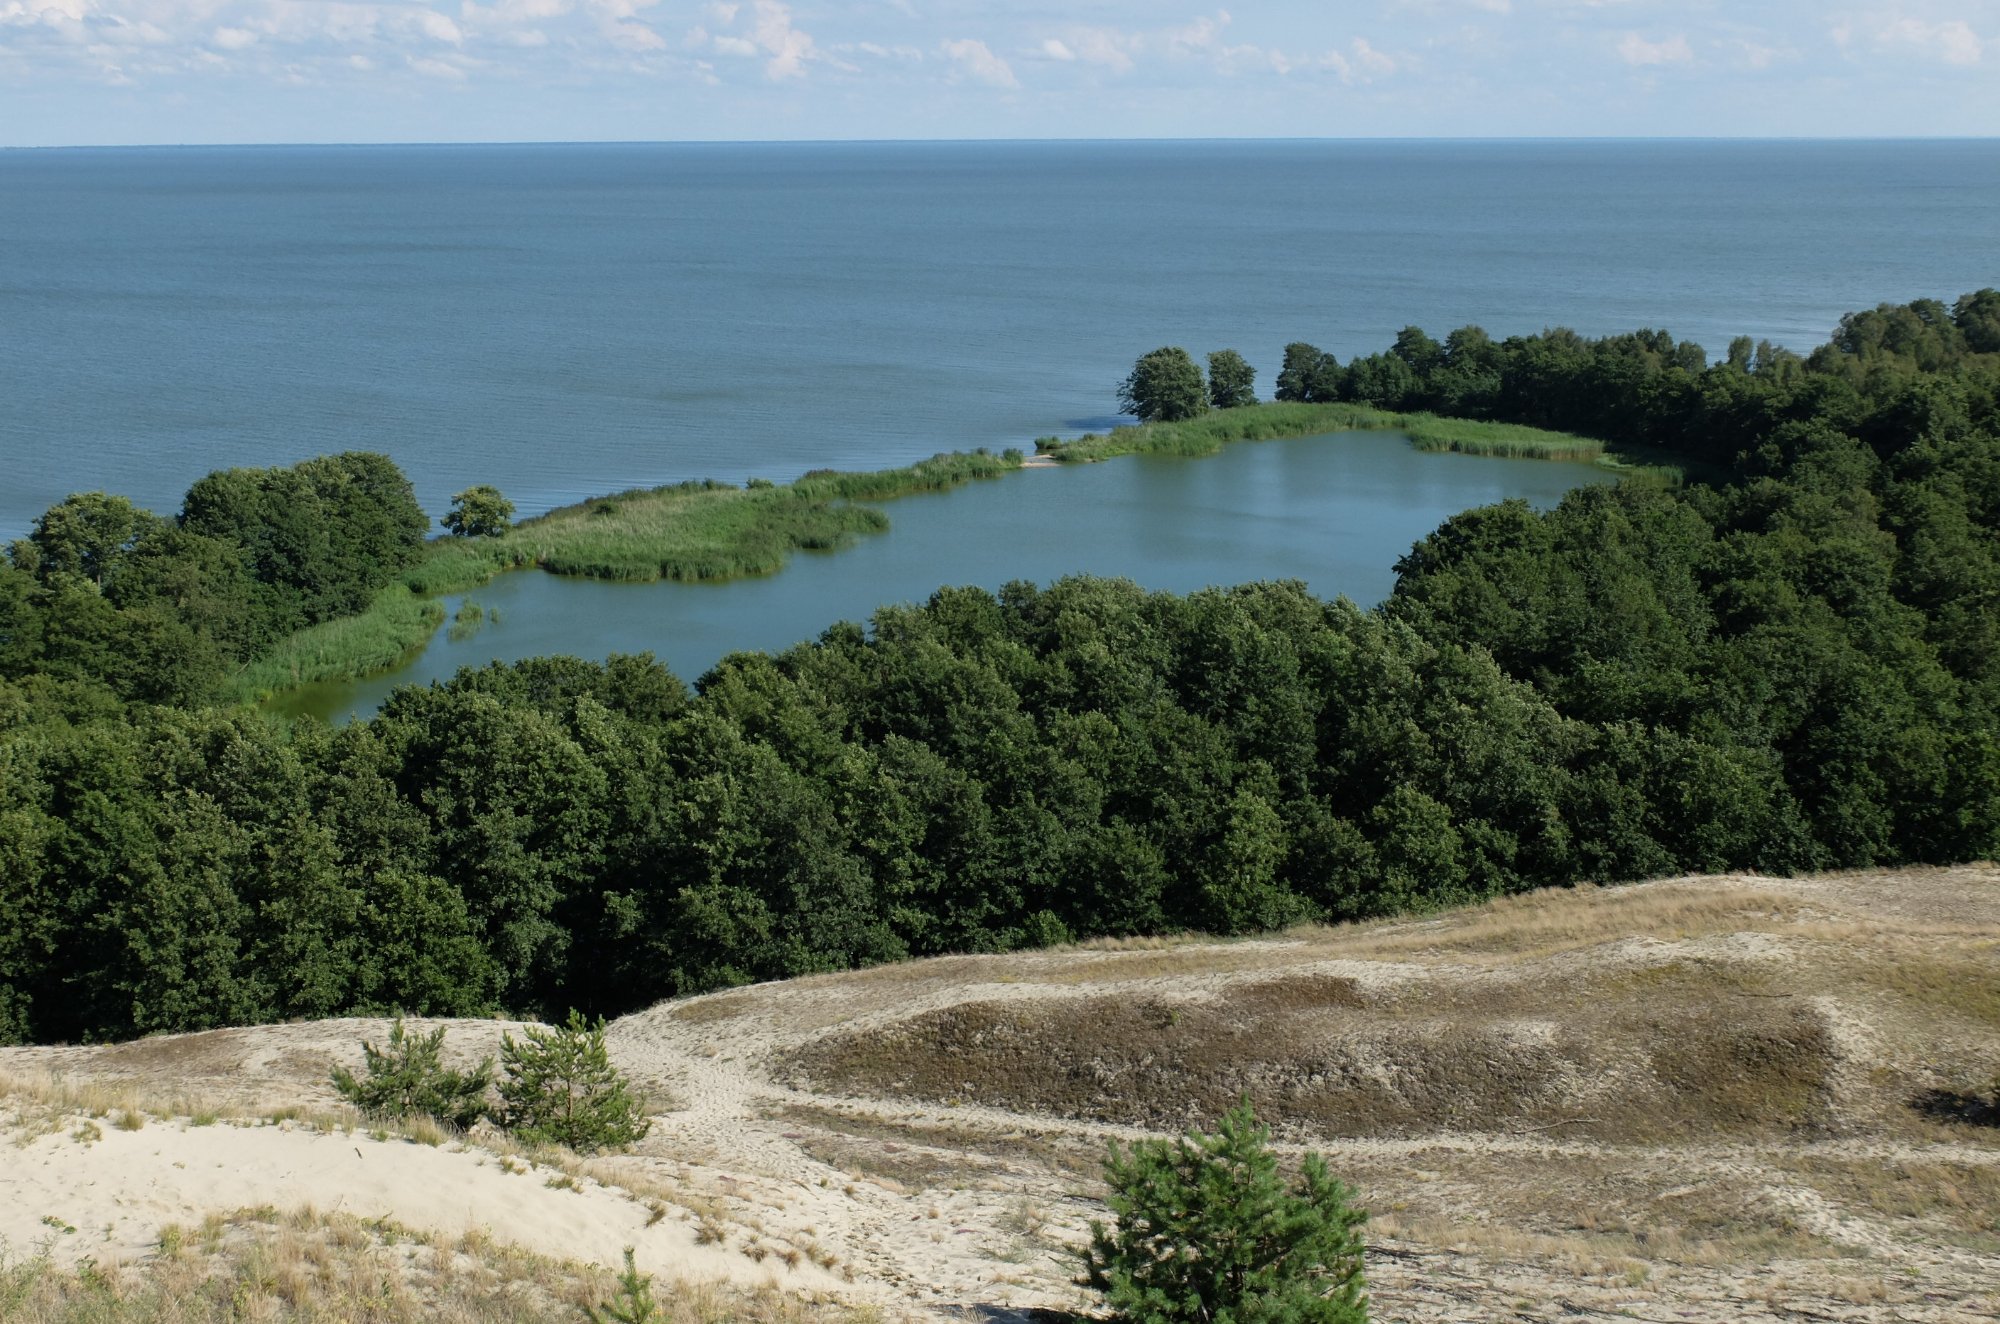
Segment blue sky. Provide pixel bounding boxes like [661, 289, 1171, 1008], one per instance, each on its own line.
[2, 1, 1996, 145]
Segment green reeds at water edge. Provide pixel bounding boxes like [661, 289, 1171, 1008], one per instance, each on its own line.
[230, 449, 1024, 698]
[226, 586, 445, 704]
[410, 449, 1022, 594]
[1035, 401, 1611, 463]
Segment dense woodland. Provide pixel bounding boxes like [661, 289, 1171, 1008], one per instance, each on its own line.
[1, 291, 1996, 1044]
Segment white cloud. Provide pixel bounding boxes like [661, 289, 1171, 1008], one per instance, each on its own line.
[0, 0, 93, 25]
[1165, 11, 1227, 54]
[460, 0, 569, 46]
[418, 11, 461, 44]
[470, 0, 574, 22]
[940, 36, 1014, 87]
[1352, 36, 1396, 75]
[1617, 32, 1692, 65]
[747, 0, 815, 79]
[408, 53, 466, 79]
[605, 19, 662, 49]
[212, 25, 254, 49]
[1874, 16, 1982, 65]
[685, 0, 825, 76]
[1730, 37, 1790, 69]
[837, 40, 922, 61]
[1039, 25, 1137, 72]
[1066, 26, 1137, 71]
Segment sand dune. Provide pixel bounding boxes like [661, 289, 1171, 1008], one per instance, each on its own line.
[6, 865, 1999, 1321]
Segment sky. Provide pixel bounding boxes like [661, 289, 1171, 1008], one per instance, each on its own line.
[1, 1, 1997, 146]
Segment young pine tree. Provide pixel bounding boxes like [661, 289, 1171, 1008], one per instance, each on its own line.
[498, 1009, 651, 1155]
[1081, 1100, 1368, 1324]
[586, 1247, 663, 1324]
[329, 1016, 493, 1129]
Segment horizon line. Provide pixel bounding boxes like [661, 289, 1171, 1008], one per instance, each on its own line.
[8, 133, 2000, 152]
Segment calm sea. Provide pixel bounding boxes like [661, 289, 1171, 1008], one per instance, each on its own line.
[4, 140, 1998, 542]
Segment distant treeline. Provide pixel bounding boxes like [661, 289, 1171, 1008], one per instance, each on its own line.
[1267, 289, 2000, 468]
[1, 291, 1996, 1044]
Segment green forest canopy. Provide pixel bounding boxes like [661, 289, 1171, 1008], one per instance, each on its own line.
[1, 290, 1995, 1044]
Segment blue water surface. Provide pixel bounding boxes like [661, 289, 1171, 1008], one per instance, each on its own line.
[4, 139, 1998, 540]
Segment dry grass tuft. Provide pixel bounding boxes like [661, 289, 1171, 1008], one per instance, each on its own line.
[0, 1207, 863, 1324]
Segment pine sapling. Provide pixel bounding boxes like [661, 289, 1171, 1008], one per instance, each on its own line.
[1081, 1099, 1369, 1324]
[499, 1009, 651, 1155]
[586, 1247, 662, 1324]
[329, 1016, 493, 1129]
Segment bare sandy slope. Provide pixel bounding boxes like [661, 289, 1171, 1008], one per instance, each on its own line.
[6, 866, 1999, 1322]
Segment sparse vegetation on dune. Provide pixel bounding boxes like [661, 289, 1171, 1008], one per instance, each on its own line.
[774, 867, 2000, 1145]
[0, 1208, 853, 1324]
[4, 869, 1998, 1324]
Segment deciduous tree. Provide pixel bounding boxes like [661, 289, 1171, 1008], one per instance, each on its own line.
[1119, 348, 1208, 423]
[1207, 349, 1257, 410]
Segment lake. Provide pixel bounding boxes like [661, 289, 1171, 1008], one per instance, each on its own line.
[274, 429, 1610, 723]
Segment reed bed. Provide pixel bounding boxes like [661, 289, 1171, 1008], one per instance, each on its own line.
[1394, 412, 1604, 459]
[411, 451, 1020, 593]
[1033, 401, 1621, 465]
[224, 587, 445, 704]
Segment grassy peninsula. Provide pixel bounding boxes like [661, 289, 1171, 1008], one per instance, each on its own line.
[224, 448, 1025, 702]
[1032, 399, 1676, 472]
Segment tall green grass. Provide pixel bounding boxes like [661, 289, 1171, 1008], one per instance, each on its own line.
[410, 451, 1023, 594]
[1392, 412, 1598, 458]
[1032, 402, 1382, 462]
[793, 446, 1022, 500]
[226, 585, 445, 703]
[1033, 401, 1623, 466]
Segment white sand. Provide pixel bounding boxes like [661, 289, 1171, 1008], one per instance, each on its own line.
[1, 1117, 836, 1293]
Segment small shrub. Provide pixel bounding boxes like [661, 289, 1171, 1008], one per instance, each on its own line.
[1081, 1099, 1369, 1324]
[586, 1247, 663, 1324]
[330, 1017, 493, 1129]
[498, 1010, 651, 1155]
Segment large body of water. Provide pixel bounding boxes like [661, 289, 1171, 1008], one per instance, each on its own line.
[5, 139, 1997, 714]
[5, 140, 1999, 541]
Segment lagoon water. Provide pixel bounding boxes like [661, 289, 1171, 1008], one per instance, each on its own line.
[5, 139, 1998, 712]
[276, 430, 1609, 723]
